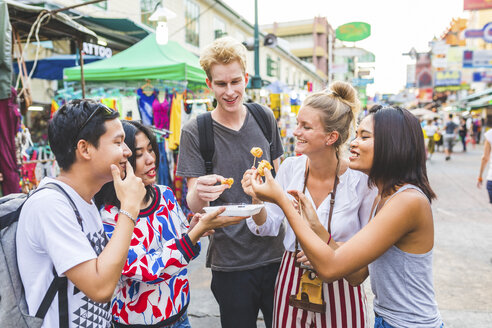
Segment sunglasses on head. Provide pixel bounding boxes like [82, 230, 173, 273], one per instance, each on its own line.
[73, 105, 117, 146]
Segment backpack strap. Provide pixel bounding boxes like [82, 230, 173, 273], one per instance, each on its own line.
[197, 112, 215, 175]
[35, 267, 68, 328]
[245, 103, 277, 177]
[30, 182, 82, 327]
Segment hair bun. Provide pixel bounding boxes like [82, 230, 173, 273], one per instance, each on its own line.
[329, 81, 357, 104]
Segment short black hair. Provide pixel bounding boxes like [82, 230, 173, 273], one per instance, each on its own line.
[48, 99, 119, 171]
[94, 121, 160, 209]
[368, 105, 436, 202]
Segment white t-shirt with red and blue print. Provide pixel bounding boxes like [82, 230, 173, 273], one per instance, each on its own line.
[100, 185, 200, 326]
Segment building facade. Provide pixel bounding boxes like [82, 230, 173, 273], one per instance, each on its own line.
[262, 17, 335, 82]
[165, 0, 325, 91]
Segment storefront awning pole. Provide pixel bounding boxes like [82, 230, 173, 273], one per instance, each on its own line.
[78, 40, 86, 98]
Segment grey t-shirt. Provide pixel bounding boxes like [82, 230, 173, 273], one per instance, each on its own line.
[177, 104, 285, 271]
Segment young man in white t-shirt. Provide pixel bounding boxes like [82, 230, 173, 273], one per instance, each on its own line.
[16, 99, 146, 328]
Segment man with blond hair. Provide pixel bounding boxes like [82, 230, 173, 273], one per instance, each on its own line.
[177, 37, 284, 327]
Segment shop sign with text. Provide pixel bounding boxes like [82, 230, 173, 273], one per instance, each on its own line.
[473, 71, 492, 83]
[434, 71, 461, 86]
[463, 50, 492, 68]
[464, 22, 492, 43]
[82, 42, 113, 58]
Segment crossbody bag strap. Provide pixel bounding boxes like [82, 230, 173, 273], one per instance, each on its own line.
[295, 158, 340, 256]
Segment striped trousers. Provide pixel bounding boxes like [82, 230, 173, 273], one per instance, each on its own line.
[273, 251, 368, 328]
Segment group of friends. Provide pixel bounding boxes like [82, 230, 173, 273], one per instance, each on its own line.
[16, 37, 445, 328]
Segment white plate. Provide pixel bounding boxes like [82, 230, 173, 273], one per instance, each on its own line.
[203, 204, 264, 217]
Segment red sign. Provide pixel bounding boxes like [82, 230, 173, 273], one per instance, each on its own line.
[418, 88, 433, 103]
[464, 0, 492, 10]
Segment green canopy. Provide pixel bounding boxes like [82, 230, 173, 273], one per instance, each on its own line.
[64, 34, 206, 84]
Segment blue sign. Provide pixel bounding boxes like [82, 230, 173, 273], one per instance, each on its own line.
[352, 78, 374, 87]
[464, 22, 492, 43]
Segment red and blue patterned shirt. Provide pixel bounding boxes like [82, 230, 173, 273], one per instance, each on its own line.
[101, 185, 200, 326]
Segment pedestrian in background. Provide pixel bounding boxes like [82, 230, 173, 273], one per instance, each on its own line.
[443, 114, 458, 161]
[423, 119, 438, 159]
[459, 117, 468, 152]
[477, 128, 492, 204]
[242, 82, 376, 327]
[251, 106, 444, 328]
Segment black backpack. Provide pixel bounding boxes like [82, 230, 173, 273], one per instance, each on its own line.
[0, 183, 83, 328]
[197, 102, 277, 177]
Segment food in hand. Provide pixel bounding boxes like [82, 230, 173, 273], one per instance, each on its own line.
[257, 160, 273, 176]
[221, 178, 234, 188]
[250, 147, 263, 158]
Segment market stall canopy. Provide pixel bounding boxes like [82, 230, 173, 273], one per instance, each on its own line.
[458, 87, 492, 103]
[63, 34, 207, 84]
[466, 94, 492, 108]
[410, 108, 440, 119]
[13, 54, 103, 80]
[6, 0, 97, 43]
[75, 17, 154, 50]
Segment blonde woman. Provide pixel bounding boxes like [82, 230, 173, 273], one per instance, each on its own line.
[242, 82, 376, 327]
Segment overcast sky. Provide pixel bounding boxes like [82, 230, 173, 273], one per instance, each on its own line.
[222, 0, 466, 95]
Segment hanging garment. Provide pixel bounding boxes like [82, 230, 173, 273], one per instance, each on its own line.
[121, 96, 140, 121]
[137, 88, 157, 125]
[0, 87, 21, 195]
[167, 92, 183, 150]
[157, 141, 171, 187]
[152, 95, 170, 130]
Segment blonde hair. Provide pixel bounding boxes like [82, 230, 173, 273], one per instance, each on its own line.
[302, 81, 360, 154]
[199, 37, 247, 81]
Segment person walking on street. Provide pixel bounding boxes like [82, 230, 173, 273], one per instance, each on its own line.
[459, 117, 467, 152]
[242, 82, 376, 327]
[250, 105, 444, 328]
[423, 119, 438, 159]
[477, 128, 492, 204]
[443, 114, 458, 161]
[177, 37, 285, 328]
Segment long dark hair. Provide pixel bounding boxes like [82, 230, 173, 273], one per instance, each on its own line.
[94, 121, 160, 209]
[368, 105, 436, 202]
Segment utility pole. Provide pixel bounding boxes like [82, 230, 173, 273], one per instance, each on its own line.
[251, 0, 262, 89]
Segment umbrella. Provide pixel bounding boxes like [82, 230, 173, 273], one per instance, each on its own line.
[409, 108, 439, 118]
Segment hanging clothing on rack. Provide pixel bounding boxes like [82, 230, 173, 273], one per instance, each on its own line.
[153, 92, 170, 130]
[157, 141, 171, 187]
[137, 88, 157, 125]
[121, 95, 140, 121]
[168, 92, 183, 150]
[0, 87, 21, 195]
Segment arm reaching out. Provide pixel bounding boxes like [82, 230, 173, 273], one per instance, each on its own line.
[186, 175, 229, 212]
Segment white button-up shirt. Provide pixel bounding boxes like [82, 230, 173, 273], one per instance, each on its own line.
[247, 155, 377, 252]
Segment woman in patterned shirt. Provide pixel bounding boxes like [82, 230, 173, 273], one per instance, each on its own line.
[95, 121, 244, 327]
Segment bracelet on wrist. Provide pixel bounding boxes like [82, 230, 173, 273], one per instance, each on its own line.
[478, 177, 483, 183]
[119, 209, 138, 225]
[327, 234, 332, 245]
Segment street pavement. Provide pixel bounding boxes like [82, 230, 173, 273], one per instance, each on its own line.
[187, 144, 492, 327]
